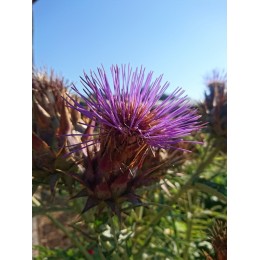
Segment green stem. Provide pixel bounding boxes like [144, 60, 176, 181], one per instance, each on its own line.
[45, 213, 93, 260]
[33, 206, 72, 214]
[97, 240, 107, 260]
[109, 211, 121, 259]
[133, 229, 153, 258]
[172, 217, 180, 256]
[183, 218, 192, 260]
[138, 205, 144, 221]
[191, 146, 221, 179]
[183, 191, 193, 260]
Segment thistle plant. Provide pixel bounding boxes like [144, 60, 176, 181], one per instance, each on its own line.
[210, 220, 227, 260]
[203, 220, 227, 260]
[32, 66, 227, 259]
[32, 70, 86, 195]
[63, 65, 203, 217]
[199, 71, 227, 152]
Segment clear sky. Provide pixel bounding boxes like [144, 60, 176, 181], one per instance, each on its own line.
[33, 0, 226, 101]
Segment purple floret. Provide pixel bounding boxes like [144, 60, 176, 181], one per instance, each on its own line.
[65, 65, 202, 153]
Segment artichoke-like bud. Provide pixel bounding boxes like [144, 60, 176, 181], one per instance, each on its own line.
[199, 71, 227, 152]
[66, 141, 184, 218]
[64, 65, 203, 217]
[204, 220, 227, 260]
[32, 70, 86, 195]
[32, 132, 82, 196]
[32, 70, 88, 148]
[33, 70, 65, 148]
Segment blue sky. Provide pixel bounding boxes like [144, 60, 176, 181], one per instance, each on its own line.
[33, 0, 226, 101]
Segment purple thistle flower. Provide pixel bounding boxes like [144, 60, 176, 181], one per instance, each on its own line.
[65, 65, 202, 169]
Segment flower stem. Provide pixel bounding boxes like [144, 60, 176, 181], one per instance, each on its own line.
[183, 191, 193, 260]
[97, 240, 107, 260]
[108, 211, 121, 259]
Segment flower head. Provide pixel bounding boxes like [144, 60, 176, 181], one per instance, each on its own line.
[199, 70, 227, 152]
[66, 65, 202, 169]
[64, 65, 203, 216]
[32, 70, 85, 196]
[206, 220, 227, 260]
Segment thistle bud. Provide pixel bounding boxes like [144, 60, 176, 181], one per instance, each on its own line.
[64, 65, 203, 216]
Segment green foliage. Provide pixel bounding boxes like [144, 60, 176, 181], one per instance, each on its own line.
[33, 134, 226, 259]
[33, 245, 95, 260]
[32, 71, 227, 259]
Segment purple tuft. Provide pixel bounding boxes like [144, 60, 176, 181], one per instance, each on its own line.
[65, 65, 202, 155]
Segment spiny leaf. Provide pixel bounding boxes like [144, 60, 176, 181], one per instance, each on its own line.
[49, 173, 60, 196]
[81, 197, 100, 214]
[106, 200, 122, 224]
[32, 132, 53, 155]
[70, 188, 89, 200]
